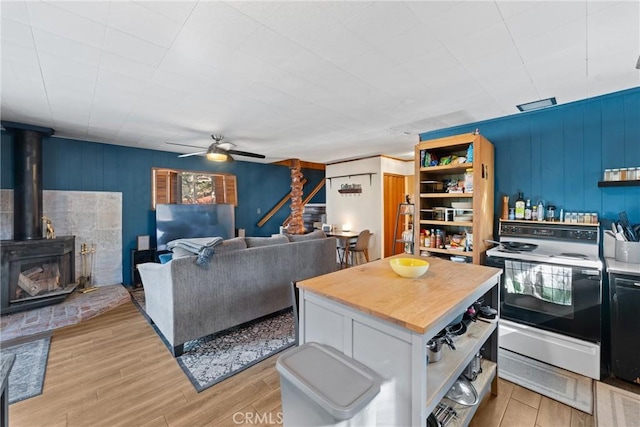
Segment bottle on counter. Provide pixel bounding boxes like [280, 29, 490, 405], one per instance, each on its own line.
[546, 205, 556, 222]
[532, 205, 538, 221]
[537, 200, 544, 222]
[515, 192, 525, 220]
[524, 199, 532, 220]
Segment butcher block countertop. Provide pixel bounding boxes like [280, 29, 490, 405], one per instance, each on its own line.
[298, 255, 502, 335]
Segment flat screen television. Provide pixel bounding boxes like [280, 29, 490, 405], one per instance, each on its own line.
[155, 204, 235, 251]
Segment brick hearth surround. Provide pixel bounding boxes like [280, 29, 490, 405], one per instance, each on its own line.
[0, 284, 130, 343]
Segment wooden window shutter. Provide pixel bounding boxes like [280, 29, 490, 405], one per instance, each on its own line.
[213, 175, 237, 207]
[154, 170, 178, 208]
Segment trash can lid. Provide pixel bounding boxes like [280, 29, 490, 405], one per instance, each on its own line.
[276, 342, 382, 420]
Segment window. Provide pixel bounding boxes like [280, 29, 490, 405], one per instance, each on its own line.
[151, 168, 237, 209]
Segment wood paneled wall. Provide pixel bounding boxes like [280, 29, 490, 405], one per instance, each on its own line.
[419, 88, 640, 228]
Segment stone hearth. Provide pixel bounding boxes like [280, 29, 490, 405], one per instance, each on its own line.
[0, 284, 130, 343]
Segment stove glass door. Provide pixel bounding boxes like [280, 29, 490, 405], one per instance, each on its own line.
[487, 256, 601, 343]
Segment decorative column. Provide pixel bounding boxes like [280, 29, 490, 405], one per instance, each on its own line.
[288, 159, 306, 235]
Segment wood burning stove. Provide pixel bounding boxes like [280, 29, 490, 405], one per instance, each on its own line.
[0, 122, 76, 315]
[1, 237, 75, 314]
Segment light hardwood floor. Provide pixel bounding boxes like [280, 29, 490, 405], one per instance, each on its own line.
[9, 302, 595, 427]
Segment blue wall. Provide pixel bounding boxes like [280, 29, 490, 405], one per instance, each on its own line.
[419, 88, 640, 231]
[0, 134, 325, 285]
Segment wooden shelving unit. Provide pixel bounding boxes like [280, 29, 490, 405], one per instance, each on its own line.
[415, 133, 495, 264]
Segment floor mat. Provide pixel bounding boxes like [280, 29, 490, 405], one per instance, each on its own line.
[2, 336, 51, 404]
[596, 381, 640, 427]
[498, 347, 593, 414]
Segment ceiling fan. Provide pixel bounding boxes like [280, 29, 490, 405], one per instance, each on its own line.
[168, 134, 266, 162]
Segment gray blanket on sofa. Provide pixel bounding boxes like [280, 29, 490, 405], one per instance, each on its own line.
[167, 237, 223, 265]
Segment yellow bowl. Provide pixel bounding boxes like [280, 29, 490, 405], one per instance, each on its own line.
[390, 258, 429, 278]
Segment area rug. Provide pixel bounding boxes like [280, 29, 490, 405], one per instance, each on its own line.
[2, 336, 51, 404]
[129, 288, 294, 392]
[498, 348, 593, 413]
[177, 311, 295, 392]
[596, 381, 640, 427]
[130, 288, 145, 311]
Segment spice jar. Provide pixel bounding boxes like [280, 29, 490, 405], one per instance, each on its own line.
[611, 169, 620, 181]
[604, 169, 612, 181]
[620, 168, 628, 181]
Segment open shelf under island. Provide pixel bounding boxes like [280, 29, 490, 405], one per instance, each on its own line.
[297, 255, 502, 426]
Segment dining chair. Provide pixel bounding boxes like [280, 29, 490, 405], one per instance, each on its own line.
[336, 238, 348, 267]
[345, 229, 371, 266]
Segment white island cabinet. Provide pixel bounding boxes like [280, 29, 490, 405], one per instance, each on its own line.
[297, 255, 502, 426]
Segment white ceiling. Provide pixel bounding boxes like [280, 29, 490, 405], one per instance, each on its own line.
[1, 1, 639, 164]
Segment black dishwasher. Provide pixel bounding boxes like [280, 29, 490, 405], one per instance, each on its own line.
[610, 273, 640, 383]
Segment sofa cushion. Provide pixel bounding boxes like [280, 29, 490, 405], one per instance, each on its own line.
[216, 237, 247, 254]
[245, 235, 290, 248]
[286, 230, 327, 242]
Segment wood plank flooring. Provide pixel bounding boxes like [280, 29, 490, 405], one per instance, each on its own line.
[9, 302, 595, 427]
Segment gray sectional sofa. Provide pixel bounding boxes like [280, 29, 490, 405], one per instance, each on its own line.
[138, 231, 336, 356]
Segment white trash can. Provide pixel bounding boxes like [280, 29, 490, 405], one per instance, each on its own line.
[276, 342, 382, 427]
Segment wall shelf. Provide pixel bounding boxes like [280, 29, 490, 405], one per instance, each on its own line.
[327, 172, 376, 187]
[598, 180, 640, 187]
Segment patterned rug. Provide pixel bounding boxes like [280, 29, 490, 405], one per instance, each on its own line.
[2, 336, 51, 403]
[129, 288, 295, 392]
[596, 381, 640, 427]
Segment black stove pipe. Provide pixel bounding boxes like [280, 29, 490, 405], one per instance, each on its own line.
[2, 122, 54, 240]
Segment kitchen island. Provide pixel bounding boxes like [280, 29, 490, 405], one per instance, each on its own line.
[297, 255, 502, 426]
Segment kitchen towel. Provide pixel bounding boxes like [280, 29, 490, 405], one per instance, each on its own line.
[504, 260, 572, 306]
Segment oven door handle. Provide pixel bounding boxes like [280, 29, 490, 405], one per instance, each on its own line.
[579, 269, 600, 276]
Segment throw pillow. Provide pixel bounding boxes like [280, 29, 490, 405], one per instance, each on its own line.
[245, 235, 290, 248]
[215, 237, 248, 254]
[286, 230, 327, 242]
[158, 253, 173, 264]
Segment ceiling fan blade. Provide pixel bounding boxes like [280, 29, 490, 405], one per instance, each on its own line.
[226, 154, 235, 162]
[177, 151, 206, 158]
[166, 142, 208, 149]
[227, 149, 266, 159]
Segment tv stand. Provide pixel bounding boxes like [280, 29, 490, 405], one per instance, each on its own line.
[131, 249, 157, 287]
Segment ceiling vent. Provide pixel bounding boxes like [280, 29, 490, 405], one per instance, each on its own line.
[516, 97, 557, 112]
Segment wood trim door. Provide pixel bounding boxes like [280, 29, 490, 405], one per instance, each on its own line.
[383, 173, 408, 258]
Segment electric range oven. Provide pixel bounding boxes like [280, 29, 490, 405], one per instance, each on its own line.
[486, 221, 603, 379]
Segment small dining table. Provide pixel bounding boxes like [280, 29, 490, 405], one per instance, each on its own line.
[326, 230, 360, 268]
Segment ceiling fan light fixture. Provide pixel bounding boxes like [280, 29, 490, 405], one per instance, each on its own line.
[516, 97, 557, 112]
[206, 149, 228, 162]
